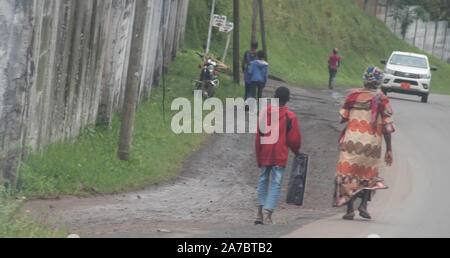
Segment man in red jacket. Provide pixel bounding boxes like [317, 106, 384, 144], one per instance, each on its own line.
[254, 87, 302, 225]
[328, 48, 341, 89]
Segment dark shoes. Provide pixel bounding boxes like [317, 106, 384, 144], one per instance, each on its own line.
[342, 210, 372, 220]
[342, 209, 372, 220]
[342, 212, 355, 220]
[358, 208, 372, 220]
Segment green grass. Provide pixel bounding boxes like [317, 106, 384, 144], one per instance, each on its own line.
[0, 187, 67, 238]
[17, 49, 243, 199]
[185, 0, 450, 94]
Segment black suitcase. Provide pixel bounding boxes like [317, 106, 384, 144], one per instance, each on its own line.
[286, 153, 309, 206]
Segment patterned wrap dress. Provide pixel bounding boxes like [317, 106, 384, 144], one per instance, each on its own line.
[333, 88, 395, 207]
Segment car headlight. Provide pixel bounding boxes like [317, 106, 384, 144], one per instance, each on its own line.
[419, 73, 431, 79]
[384, 68, 395, 75]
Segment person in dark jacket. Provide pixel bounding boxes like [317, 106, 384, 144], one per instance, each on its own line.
[254, 87, 302, 225]
[248, 51, 269, 101]
[242, 41, 259, 100]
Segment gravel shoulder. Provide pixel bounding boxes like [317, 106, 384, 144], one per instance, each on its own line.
[24, 80, 348, 238]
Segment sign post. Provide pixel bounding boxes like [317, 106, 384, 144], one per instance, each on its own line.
[233, 0, 240, 84]
[205, 0, 216, 55]
[220, 22, 234, 63]
[222, 33, 232, 63]
[213, 15, 227, 28]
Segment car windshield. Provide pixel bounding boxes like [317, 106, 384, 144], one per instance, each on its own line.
[389, 54, 428, 69]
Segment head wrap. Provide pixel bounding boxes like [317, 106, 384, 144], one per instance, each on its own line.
[362, 66, 385, 129]
[363, 66, 384, 89]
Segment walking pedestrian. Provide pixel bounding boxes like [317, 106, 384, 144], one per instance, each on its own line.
[255, 87, 302, 225]
[328, 48, 341, 89]
[334, 66, 395, 220]
[248, 51, 269, 101]
[242, 41, 259, 101]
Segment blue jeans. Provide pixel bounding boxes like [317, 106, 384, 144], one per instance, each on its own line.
[245, 82, 251, 100]
[245, 82, 265, 100]
[257, 165, 286, 212]
[329, 67, 338, 89]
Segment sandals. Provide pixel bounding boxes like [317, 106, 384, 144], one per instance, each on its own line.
[254, 216, 264, 225]
[254, 216, 275, 225]
[264, 218, 274, 225]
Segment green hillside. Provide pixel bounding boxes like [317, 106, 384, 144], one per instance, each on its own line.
[185, 0, 450, 94]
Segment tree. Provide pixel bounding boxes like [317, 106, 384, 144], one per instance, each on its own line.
[412, 6, 430, 45]
[416, 0, 450, 20]
[401, 6, 429, 40]
[251, 0, 258, 42]
[388, 0, 430, 39]
[397, 0, 450, 20]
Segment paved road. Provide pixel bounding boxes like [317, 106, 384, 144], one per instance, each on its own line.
[286, 93, 450, 238]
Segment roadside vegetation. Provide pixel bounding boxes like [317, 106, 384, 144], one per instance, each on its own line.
[17, 49, 243, 199]
[0, 187, 67, 237]
[186, 0, 450, 94]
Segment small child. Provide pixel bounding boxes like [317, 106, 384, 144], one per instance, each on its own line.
[254, 86, 302, 225]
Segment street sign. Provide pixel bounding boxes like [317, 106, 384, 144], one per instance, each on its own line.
[213, 15, 227, 27]
[219, 22, 234, 33]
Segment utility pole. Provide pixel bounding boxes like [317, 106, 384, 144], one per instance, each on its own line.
[259, 0, 267, 61]
[374, 0, 379, 16]
[441, 22, 448, 60]
[206, 0, 216, 55]
[118, 0, 148, 161]
[233, 0, 240, 84]
[251, 0, 259, 42]
[364, 0, 369, 12]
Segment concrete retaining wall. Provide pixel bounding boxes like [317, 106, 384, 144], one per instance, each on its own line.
[0, 0, 190, 187]
[352, 0, 450, 63]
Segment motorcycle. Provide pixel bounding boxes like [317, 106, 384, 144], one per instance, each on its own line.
[192, 52, 220, 99]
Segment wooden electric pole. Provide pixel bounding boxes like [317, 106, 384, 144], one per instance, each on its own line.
[251, 0, 259, 42]
[118, 0, 148, 161]
[233, 0, 240, 84]
[259, 0, 267, 61]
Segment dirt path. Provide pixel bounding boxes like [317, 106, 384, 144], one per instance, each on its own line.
[25, 80, 348, 238]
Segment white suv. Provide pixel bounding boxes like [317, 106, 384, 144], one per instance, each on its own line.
[381, 51, 437, 103]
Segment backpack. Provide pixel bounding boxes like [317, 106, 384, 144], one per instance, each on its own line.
[259, 113, 293, 137]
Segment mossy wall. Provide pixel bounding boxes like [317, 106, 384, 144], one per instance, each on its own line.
[0, 0, 190, 187]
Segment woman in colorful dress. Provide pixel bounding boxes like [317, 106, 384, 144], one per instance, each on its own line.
[334, 66, 395, 220]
